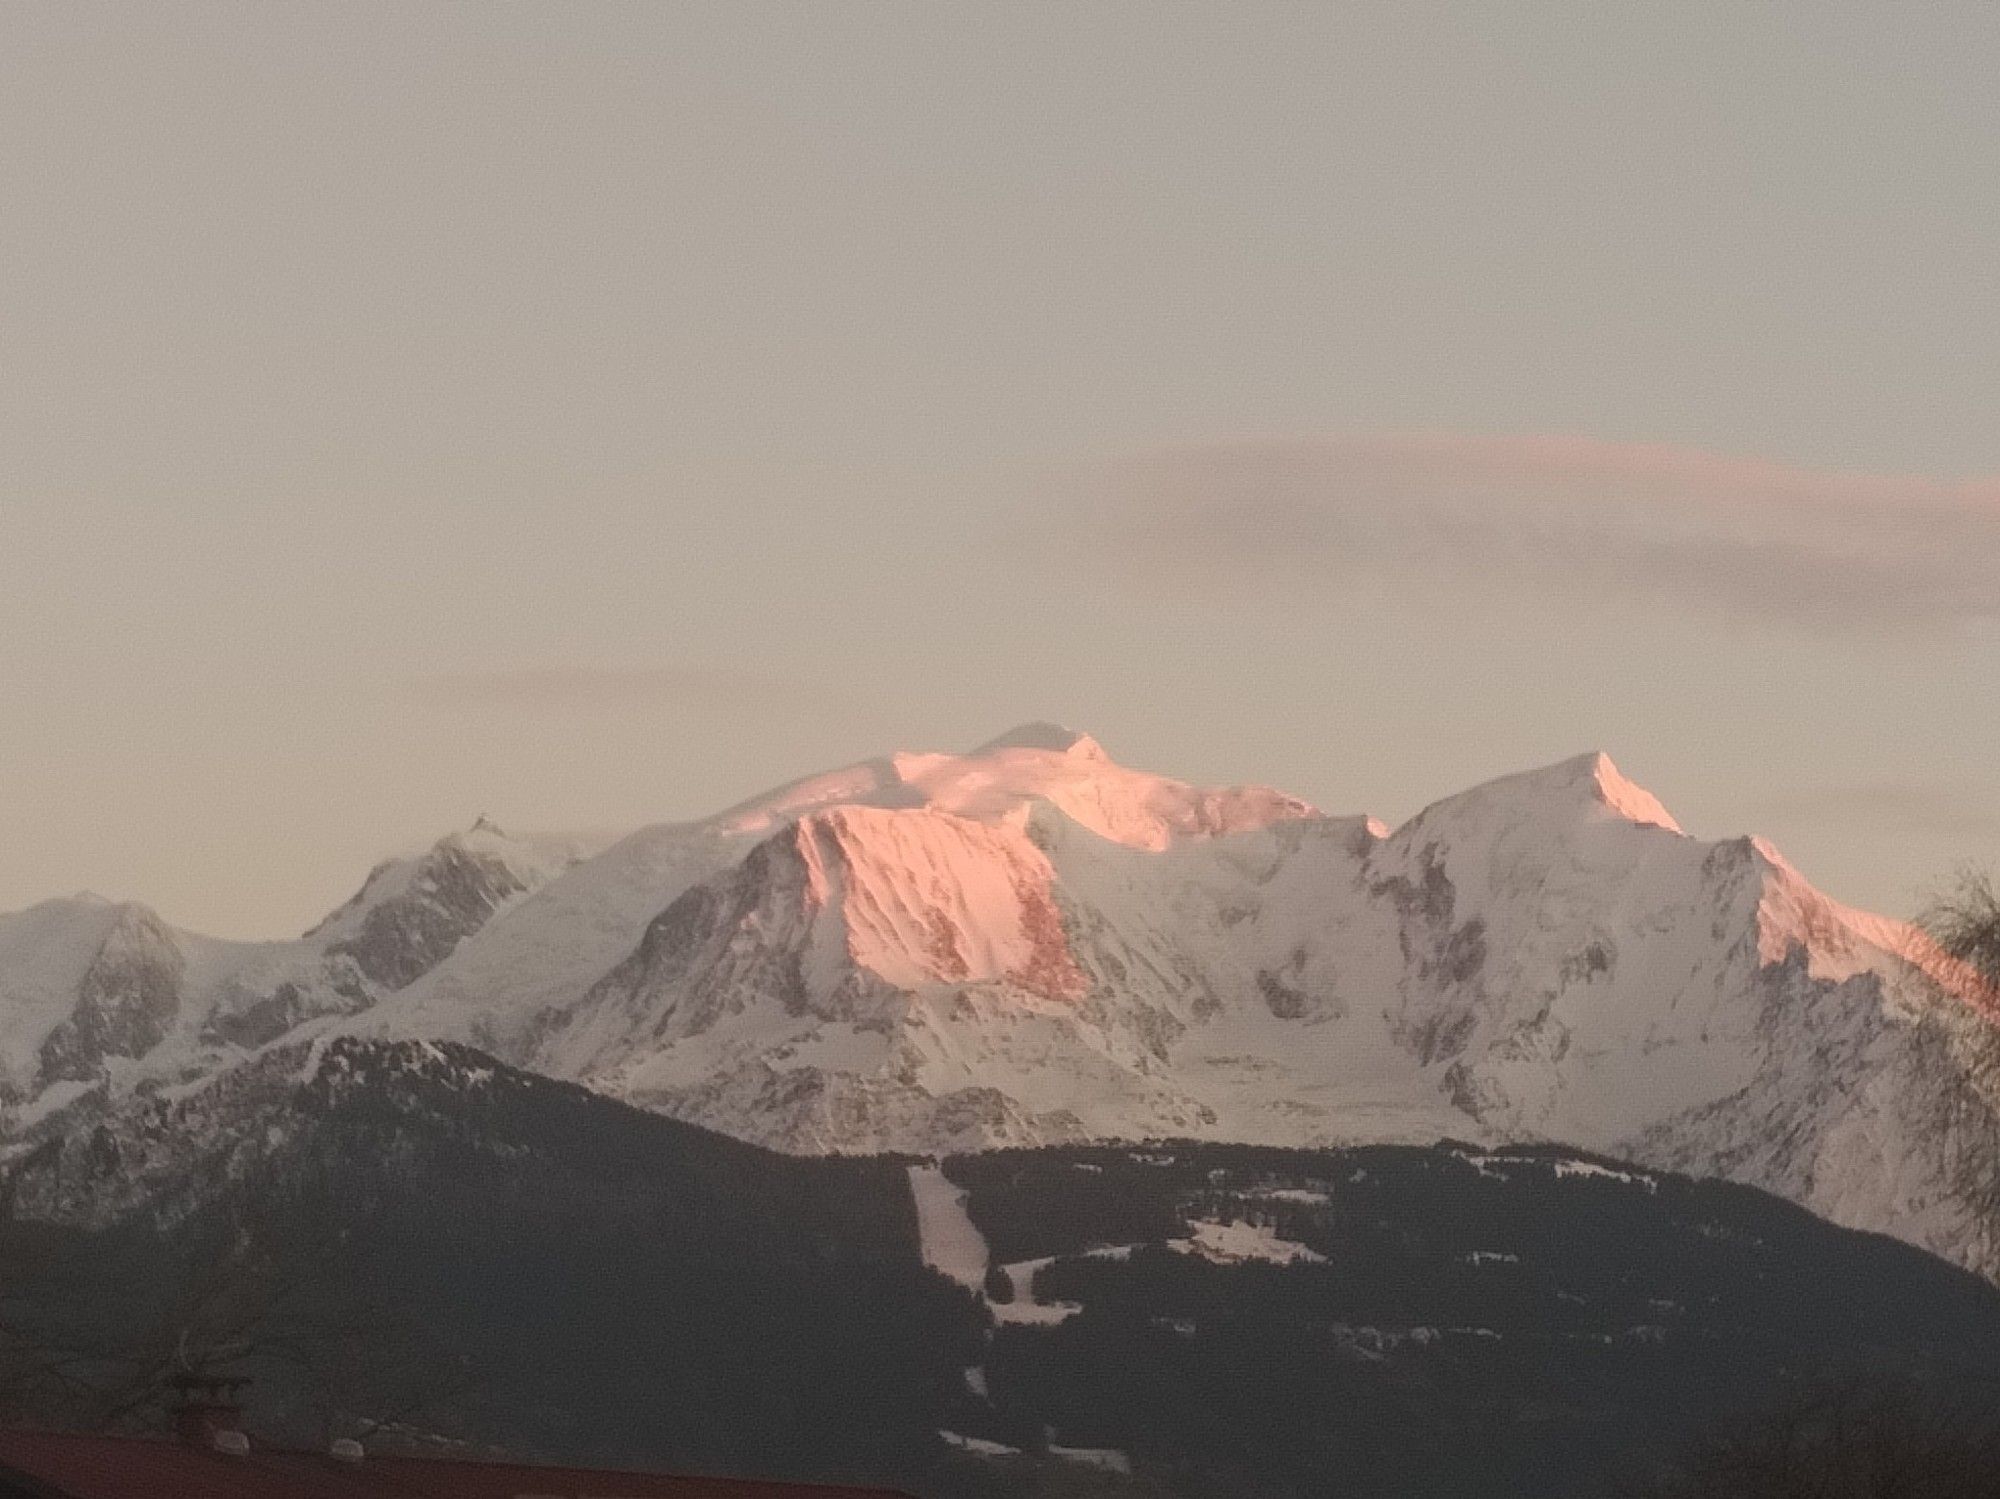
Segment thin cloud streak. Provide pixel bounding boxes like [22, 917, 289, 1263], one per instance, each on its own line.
[1100, 434, 2000, 631]
[406, 664, 828, 713]
[1748, 782, 2000, 844]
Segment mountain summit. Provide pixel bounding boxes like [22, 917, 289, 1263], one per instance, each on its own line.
[4, 729, 1998, 1280]
[1424, 749, 1685, 834]
[968, 720, 1103, 756]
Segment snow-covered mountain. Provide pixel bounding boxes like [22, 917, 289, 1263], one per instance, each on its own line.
[0, 820, 586, 1123]
[5, 726, 1998, 1279]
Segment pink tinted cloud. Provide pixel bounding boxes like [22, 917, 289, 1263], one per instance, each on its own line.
[1104, 433, 2000, 630]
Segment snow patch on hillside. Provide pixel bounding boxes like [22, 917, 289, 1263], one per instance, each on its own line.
[909, 1165, 990, 1293]
[1172, 1218, 1328, 1266]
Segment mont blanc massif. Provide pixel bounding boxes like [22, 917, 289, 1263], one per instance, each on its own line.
[6, 726, 2000, 1498]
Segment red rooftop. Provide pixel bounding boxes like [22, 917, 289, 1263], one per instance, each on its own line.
[0, 1429, 915, 1499]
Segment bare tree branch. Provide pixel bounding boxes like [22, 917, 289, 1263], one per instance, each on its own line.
[1922, 868, 2000, 990]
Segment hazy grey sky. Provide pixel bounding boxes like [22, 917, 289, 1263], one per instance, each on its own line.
[4, 2, 1997, 937]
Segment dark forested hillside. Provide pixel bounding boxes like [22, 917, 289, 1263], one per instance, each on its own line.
[0, 1038, 984, 1488]
[6, 1045, 2000, 1499]
[937, 1143, 2000, 1497]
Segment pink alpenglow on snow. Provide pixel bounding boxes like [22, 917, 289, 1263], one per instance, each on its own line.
[7, 727, 2000, 1285]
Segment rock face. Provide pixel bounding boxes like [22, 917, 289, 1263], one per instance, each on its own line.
[0, 822, 583, 1113]
[4, 726, 1999, 1281]
[34, 905, 186, 1085]
[310, 819, 567, 991]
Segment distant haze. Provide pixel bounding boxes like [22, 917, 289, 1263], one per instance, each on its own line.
[3, 3, 1996, 937]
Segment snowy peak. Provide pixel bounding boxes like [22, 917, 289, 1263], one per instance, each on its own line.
[1395, 750, 1684, 846]
[374, 728, 1325, 1121]
[892, 726, 1316, 850]
[0, 897, 184, 1098]
[546, 801, 1092, 1081]
[34, 903, 186, 1087]
[305, 819, 580, 948]
[793, 804, 1085, 1001]
[1484, 750, 1681, 834]
[315, 826, 581, 991]
[475, 733, 2000, 1290]
[1575, 751, 1683, 833]
[719, 726, 1315, 853]
[15, 733, 2000, 1289]
[0, 823, 588, 1117]
[969, 721, 1106, 758]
